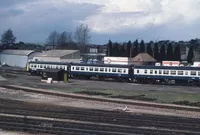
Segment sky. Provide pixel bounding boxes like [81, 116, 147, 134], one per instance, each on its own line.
[0, 0, 200, 44]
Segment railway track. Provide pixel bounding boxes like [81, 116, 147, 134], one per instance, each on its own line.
[1, 85, 200, 112]
[0, 98, 200, 135]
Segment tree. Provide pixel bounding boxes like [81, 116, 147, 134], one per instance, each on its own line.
[57, 31, 73, 49]
[146, 43, 153, 56]
[160, 44, 166, 61]
[107, 40, 112, 56]
[74, 23, 91, 45]
[139, 40, 145, 53]
[119, 44, 126, 57]
[153, 43, 159, 61]
[46, 30, 59, 48]
[187, 46, 194, 63]
[1, 28, 16, 45]
[166, 43, 173, 60]
[112, 42, 120, 56]
[133, 39, 139, 56]
[126, 40, 131, 57]
[173, 44, 181, 61]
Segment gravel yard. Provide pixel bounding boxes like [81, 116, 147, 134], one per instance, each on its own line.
[0, 86, 200, 119]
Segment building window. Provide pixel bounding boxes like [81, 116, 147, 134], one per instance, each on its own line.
[191, 71, 196, 76]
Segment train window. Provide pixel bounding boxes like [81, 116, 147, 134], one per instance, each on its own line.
[170, 70, 176, 75]
[154, 70, 157, 74]
[95, 68, 98, 71]
[163, 70, 169, 74]
[159, 70, 162, 74]
[150, 70, 153, 74]
[185, 71, 188, 75]
[112, 68, 116, 72]
[137, 70, 139, 73]
[109, 69, 111, 72]
[191, 71, 196, 76]
[100, 68, 104, 72]
[118, 69, 122, 73]
[123, 69, 126, 73]
[89, 67, 93, 71]
[77, 67, 80, 70]
[144, 70, 147, 74]
[198, 72, 200, 76]
[105, 68, 108, 72]
[72, 67, 75, 70]
[86, 67, 88, 71]
[178, 71, 183, 75]
[81, 67, 84, 70]
[34, 64, 36, 68]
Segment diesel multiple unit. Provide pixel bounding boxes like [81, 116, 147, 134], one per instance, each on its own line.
[27, 61, 200, 85]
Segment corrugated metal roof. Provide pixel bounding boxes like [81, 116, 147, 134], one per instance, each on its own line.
[36, 50, 79, 57]
[0, 50, 37, 56]
[132, 53, 156, 62]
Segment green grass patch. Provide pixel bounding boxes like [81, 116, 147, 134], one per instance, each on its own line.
[45, 87, 200, 107]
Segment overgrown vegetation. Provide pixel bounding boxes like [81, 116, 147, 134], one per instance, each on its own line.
[173, 101, 200, 107]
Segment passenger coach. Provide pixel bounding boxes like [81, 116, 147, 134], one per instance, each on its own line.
[27, 61, 69, 74]
[70, 63, 134, 81]
[134, 65, 200, 85]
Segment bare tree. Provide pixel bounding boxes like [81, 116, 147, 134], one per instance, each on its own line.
[46, 30, 59, 49]
[74, 23, 91, 45]
[58, 31, 73, 45]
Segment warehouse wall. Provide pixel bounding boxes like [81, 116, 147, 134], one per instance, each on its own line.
[33, 56, 60, 62]
[0, 54, 28, 67]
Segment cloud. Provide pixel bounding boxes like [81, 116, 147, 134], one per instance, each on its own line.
[0, 0, 200, 44]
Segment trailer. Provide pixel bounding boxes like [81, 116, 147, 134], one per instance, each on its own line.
[103, 57, 133, 65]
[162, 61, 180, 66]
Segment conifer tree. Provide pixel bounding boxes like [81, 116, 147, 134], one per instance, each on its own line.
[139, 40, 145, 53]
[160, 44, 166, 61]
[107, 40, 112, 56]
[146, 43, 153, 56]
[187, 46, 194, 63]
[173, 44, 181, 61]
[153, 43, 159, 61]
[166, 43, 173, 60]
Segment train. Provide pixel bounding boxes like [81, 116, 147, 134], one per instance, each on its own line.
[27, 61, 200, 86]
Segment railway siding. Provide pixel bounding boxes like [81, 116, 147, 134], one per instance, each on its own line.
[1, 85, 200, 112]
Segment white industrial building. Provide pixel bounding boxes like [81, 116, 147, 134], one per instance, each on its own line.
[33, 50, 80, 63]
[0, 50, 41, 68]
